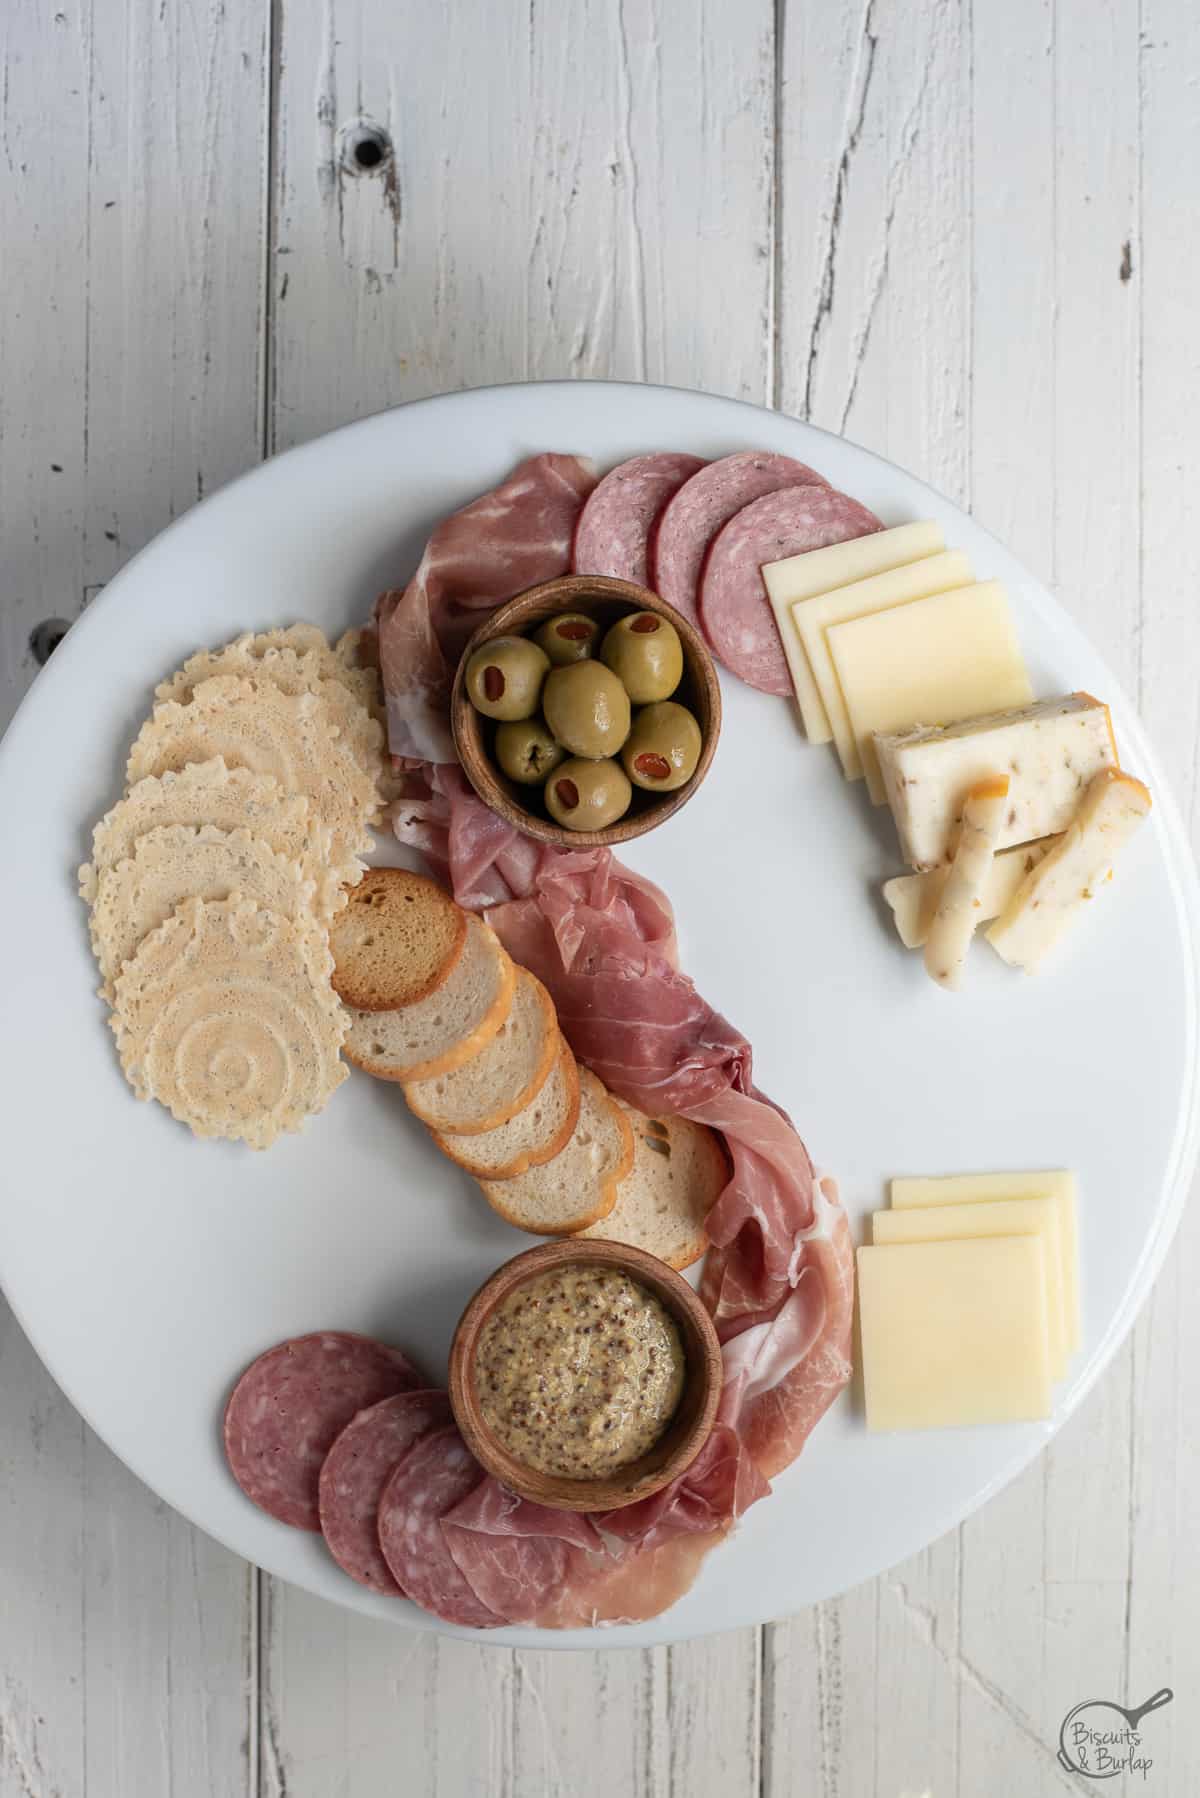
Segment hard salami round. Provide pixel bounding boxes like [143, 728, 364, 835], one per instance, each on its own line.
[650, 452, 828, 628]
[223, 1332, 425, 1531]
[572, 452, 705, 586]
[317, 1389, 452, 1593]
[699, 486, 882, 694]
[377, 1424, 500, 1628]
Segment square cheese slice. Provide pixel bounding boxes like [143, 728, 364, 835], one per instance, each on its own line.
[876, 693, 1119, 870]
[762, 520, 945, 737]
[857, 1236, 1052, 1432]
[883, 840, 1056, 949]
[790, 551, 974, 764]
[825, 581, 1033, 802]
[891, 1171, 1079, 1351]
[872, 1198, 1068, 1379]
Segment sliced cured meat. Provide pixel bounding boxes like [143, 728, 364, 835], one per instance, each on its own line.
[595, 1423, 769, 1551]
[715, 1187, 855, 1479]
[375, 453, 596, 761]
[534, 1525, 732, 1629]
[223, 1332, 424, 1530]
[699, 486, 881, 695]
[317, 1389, 451, 1593]
[443, 1478, 606, 1625]
[572, 452, 705, 587]
[650, 452, 827, 629]
[376, 1425, 500, 1628]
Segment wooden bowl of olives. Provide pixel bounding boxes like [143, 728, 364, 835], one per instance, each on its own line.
[450, 574, 722, 847]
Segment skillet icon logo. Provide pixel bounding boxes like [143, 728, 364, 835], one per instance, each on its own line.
[1057, 1688, 1172, 1780]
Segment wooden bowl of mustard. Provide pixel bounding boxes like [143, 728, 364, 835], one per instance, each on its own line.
[448, 1239, 723, 1512]
[450, 574, 722, 850]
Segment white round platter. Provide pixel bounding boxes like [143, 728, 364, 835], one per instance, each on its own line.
[0, 380, 1196, 1648]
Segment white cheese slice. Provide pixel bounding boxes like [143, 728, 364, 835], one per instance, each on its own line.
[922, 775, 1009, 991]
[876, 693, 1120, 871]
[883, 839, 1057, 949]
[890, 1171, 1079, 1351]
[872, 1197, 1069, 1379]
[825, 582, 1032, 802]
[986, 768, 1152, 972]
[857, 1236, 1052, 1432]
[789, 551, 974, 761]
[762, 520, 945, 738]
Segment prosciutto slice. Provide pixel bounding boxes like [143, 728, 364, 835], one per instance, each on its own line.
[375, 453, 596, 762]
[378, 453, 858, 1626]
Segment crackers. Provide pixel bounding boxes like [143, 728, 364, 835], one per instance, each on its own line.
[82, 623, 385, 1148]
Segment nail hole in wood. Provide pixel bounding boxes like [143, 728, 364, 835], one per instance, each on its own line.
[341, 122, 393, 176]
[30, 618, 71, 665]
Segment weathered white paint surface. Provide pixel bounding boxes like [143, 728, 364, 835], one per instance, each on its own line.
[1, 0, 1197, 1792]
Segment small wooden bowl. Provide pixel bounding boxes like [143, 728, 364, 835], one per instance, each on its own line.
[450, 574, 722, 849]
[448, 1239, 722, 1513]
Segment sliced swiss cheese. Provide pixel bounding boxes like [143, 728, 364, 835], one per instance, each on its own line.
[876, 693, 1120, 871]
[790, 551, 974, 761]
[825, 582, 1032, 803]
[762, 520, 945, 737]
[883, 839, 1057, 949]
[922, 775, 1009, 991]
[872, 1197, 1068, 1379]
[987, 768, 1152, 973]
[857, 1236, 1053, 1432]
[891, 1171, 1079, 1351]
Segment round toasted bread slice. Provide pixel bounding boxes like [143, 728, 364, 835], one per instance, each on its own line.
[344, 915, 515, 1083]
[404, 968, 558, 1135]
[331, 868, 468, 1011]
[477, 1069, 634, 1234]
[433, 1038, 580, 1180]
[575, 1106, 728, 1270]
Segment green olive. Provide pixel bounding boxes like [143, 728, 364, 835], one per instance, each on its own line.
[545, 758, 632, 832]
[464, 636, 550, 722]
[621, 701, 703, 792]
[493, 718, 565, 787]
[542, 661, 632, 759]
[533, 612, 600, 666]
[600, 611, 684, 704]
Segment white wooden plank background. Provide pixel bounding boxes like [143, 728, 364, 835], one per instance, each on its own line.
[1, 0, 1196, 1791]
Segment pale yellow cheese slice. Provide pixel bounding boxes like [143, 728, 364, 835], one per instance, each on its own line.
[872, 1197, 1068, 1379]
[891, 1171, 1079, 1351]
[762, 522, 947, 737]
[825, 582, 1032, 801]
[791, 552, 973, 763]
[857, 1235, 1052, 1432]
[883, 840, 1057, 949]
[923, 775, 1009, 992]
[987, 769, 1152, 973]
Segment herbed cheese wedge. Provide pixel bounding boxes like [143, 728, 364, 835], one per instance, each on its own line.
[825, 581, 1032, 802]
[883, 839, 1056, 949]
[857, 1235, 1053, 1432]
[891, 1171, 1080, 1352]
[762, 520, 946, 736]
[872, 1197, 1069, 1379]
[791, 552, 974, 763]
[876, 693, 1119, 871]
[986, 768, 1152, 972]
[922, 775, 1009, 991]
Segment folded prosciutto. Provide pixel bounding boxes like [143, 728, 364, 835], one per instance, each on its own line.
[374, 451, 857, 1627]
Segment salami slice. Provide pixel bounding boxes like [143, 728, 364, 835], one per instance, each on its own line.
[317, 1389, 452, 1593]
[650, 452, 828, 628]
[572, 452, 705, 587]
[377, 1425, 500, 1628]
[699, 486, 881, 694]
[223, 1332, 424, 1530]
